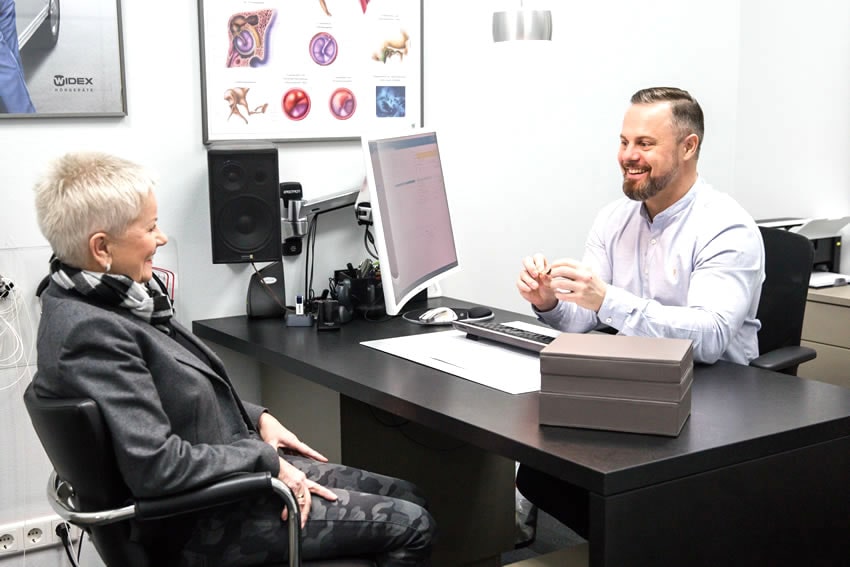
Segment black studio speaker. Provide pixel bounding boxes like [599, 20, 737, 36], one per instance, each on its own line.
[207, 146, 282, 264]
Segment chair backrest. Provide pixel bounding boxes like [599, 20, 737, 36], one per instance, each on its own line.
[23, 381, 153, 567]
[756, 227, 814, 361]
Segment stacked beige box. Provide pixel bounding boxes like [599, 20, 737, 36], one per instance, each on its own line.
[538, 333, 694, 436]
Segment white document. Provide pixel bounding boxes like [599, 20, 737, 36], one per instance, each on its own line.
[361, 330, 541, 394]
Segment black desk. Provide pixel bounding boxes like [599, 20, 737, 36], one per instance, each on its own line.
[194, 299, 850, 567]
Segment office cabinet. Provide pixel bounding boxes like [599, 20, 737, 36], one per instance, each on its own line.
[800, 286, 850, 388]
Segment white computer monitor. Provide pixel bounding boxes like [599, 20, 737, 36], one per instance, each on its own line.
[362, 130, 460, 317]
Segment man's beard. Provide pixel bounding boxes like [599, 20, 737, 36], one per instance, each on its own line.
[622, 163, 678, 202]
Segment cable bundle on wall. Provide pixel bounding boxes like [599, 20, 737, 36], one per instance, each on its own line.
[0, 274, 35, 392]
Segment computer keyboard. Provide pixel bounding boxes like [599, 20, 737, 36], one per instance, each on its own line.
[451, 320, 556, 353]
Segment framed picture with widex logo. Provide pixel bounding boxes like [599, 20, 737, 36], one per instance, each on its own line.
[0, 0, 126, 118]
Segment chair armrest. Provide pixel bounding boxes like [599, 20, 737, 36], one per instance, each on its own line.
[592, 322, 618, 335]
[749, 346, 817, 373]
[136, 472, 303, 565]
[48, 471, 304, 566]
[135, 472, 274, 520]
[47, 471, 136, 527]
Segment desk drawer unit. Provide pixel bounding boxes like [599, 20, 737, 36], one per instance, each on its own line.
[800, 287, 850, 388]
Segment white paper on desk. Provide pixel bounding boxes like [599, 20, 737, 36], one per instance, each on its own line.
[361, 330, 541, 394]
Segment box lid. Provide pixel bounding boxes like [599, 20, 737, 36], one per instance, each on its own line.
[540, 333, 693, 382]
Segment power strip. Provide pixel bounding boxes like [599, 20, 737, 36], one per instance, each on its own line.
[0, 515, 81, 555]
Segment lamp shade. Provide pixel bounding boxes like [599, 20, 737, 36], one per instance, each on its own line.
[492, 10, 552, 42]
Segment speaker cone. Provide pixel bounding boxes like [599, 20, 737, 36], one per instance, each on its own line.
[217, 196, 275, 253]
[219, 161, 245, 192]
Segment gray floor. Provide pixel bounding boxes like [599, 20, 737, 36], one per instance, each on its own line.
[501, 508, 586, 564]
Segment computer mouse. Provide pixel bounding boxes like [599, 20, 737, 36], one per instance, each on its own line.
[419, 306, 458, 323]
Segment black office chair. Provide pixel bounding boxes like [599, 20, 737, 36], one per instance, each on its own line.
[748, 226, 817, 375]
[23, 382, 375, 567]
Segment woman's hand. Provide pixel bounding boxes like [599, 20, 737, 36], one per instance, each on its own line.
[278, 457, 338, 528]
[258, 412, 328, 462]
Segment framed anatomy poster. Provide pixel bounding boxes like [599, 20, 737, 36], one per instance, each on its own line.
[198, 0, 423, 143]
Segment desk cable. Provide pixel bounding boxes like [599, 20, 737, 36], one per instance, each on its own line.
[368, 407, 467, 452]
[302, 212, 322, 311]
[249, 262, 290, 313]
[0, 275, 34, 392]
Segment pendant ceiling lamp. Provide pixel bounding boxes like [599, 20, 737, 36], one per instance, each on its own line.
[492, 4, 552, 42]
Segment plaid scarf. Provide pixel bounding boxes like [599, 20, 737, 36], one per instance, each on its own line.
[50, 256, 174, 332]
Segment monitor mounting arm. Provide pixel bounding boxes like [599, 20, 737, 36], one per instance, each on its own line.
[281, 183, 360, 255]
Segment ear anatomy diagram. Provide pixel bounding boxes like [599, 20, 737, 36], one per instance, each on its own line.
[283, 88, 311, 121]
[310, 32, 339, 66]
[318, 0, 370, 17]
[227, 10, 276, 67]
[329, 88, 356, 120]
[224, 87, 269, 124]
[376, 86, 406, 118]
[372, 29, 409, 63]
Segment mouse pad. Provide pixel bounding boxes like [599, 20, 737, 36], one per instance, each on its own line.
[401, 307, 494, 326]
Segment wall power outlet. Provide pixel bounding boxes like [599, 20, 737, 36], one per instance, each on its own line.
[23, 517, 54, 550]
[0, 523, 24, 554]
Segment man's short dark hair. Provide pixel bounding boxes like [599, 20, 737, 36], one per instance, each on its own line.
[631, 87, 704, 157]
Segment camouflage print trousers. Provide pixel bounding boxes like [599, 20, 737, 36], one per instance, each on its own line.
[178, 455, 435, 567]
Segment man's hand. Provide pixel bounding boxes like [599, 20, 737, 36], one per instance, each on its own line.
[517, 253, 558, 311]
[546, 259, 606, 312]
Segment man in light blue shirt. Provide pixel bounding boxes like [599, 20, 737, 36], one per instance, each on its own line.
[517, 87, 764, 365]
[514, 87, 765, 542]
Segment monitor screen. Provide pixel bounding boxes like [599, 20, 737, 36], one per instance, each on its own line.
[362, 130, 460, 317]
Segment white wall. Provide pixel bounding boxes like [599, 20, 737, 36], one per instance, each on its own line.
[432, 0, 743, 313]
[2, 1, 850, 565]
[734, 0, 850, 219]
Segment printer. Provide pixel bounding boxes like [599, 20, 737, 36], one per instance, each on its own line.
[790, 217, 850, 274]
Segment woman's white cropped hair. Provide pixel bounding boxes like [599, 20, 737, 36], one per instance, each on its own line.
[34, 152, 158, 268]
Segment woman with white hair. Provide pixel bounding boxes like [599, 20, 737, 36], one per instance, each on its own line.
[31, 151, 434, 566]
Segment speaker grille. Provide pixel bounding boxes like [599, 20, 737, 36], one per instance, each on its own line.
[208, 147, 281, 264]
[216, 196, 276, 252]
